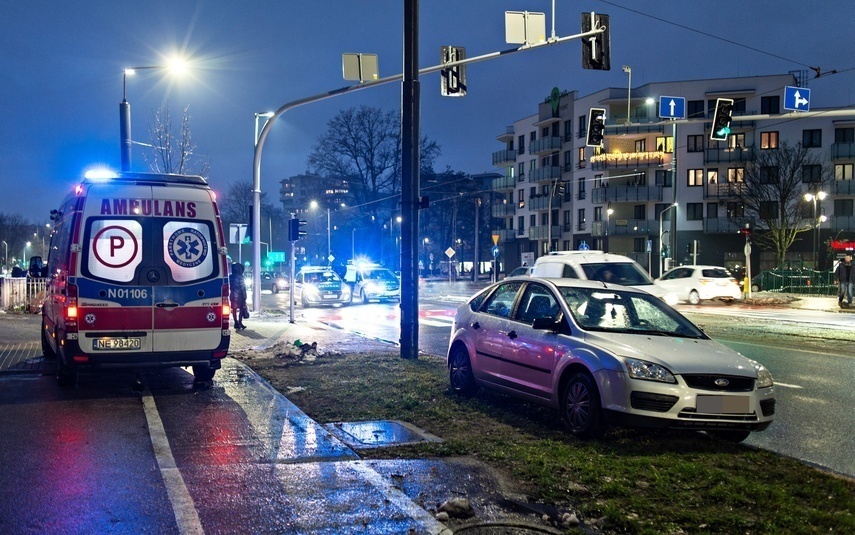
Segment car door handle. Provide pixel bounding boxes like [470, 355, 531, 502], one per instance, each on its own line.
[472, 321, 480, 330]
[155, 301, 180, 309]
[507, 330, 518, 340]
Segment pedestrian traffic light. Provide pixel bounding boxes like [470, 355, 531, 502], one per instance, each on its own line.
[581, 13, 610, 70]
[556, 181, 566, 196]
[288, 218, 307, 242]
[440, 46, 467, 97]
[586, 108, 606, 147]
[710, 98, 735, 141]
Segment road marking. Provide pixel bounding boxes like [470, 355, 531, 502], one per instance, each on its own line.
[142, 393, 205, 535]
[420, 317, 454, 328]
[772, 382, 803, 389]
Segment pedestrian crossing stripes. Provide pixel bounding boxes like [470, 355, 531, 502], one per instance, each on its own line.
[419, 315, 455, 328]
[0, 342, 49, 373]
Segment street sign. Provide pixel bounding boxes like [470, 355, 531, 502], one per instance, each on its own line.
[268, 251, 285, 263]
[578, 241, 590, 251]
[492, 234, 499, 246]
[491, 245, 500, 258]
[784, 86, 810, 112]
[328, 254, 335, 263]
[658, 96, 686, 119]
[445, 247, 455, 258]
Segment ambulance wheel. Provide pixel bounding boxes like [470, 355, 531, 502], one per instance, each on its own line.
[56, 351, 77, 387]
[192, 366, 216, 382]
[41, 318, 57, 360]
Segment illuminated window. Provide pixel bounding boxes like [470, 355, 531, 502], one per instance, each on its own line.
[760, 131, 779, 149]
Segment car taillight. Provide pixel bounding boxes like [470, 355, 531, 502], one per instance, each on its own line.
[65, 283, 79, 333]
[222, 283, 230, 329]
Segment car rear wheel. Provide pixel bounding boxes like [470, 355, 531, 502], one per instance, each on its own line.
[689, 290, 701, 305]
[41, 318, 57, 360]
[56, 349, 77, 387]
[192, 366, 216, 383]
[361, 289, 369, 304]
[708, 430, 751, 443]
[448, 344, 477, 396]
[560, 372, 606, 439]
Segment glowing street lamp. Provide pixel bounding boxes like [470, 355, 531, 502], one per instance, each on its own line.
[805, 191, 828, 268]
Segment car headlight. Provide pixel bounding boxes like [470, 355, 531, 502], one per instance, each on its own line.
[364, 282, 380, 293]
[624, 357, 677, 383]
[303, 284, 319, 296]
[342, 285, 351, 297]
[749, 359, 774, 388]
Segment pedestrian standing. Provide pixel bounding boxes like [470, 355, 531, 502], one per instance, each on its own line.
[834, 253, 855, 308]
[229, 262, 248, 329]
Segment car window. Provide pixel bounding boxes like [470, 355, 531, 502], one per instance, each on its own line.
[581, 262, 652, 286]
[482, 281, 523, 318]
[514, 284, 560, 323]
[702, 268, 732, 278]
[561, 265, 580, 279]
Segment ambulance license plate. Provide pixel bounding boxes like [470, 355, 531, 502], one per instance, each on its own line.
[93, 338, 141, 350]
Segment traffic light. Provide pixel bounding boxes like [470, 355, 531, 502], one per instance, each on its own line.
[581, 12, 610, 71]
[710, 98, 735, 141]
[440, 46, 467, 97]
[556, 181, 566, 196]
[586, 108, 606, 147]
[288, 218, 307, 242]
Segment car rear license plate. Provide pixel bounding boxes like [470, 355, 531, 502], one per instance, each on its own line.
[696, 395, 749, 414]
[93, 338, 141, 350]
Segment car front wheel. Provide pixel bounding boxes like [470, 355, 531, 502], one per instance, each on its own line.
[448, 344, 477, 396]
[689, 290, 701, 305]
[560, 372, 606, 439]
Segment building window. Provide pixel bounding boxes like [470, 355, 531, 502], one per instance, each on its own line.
[727, 202, 744, 219]
[530, 214, 536, 229]
[577, 147, 586, 169]
[530, 131, 536, 143]
[518, 216, 525, 232]
[530, 160, 536, 173]
[530, 186, 537, 198]
[688, 169, 704, 186]
[518, 135, 525, 154]
[541, 212, 549, 225]
[760, 131, 779, 149]
[633, 205, 646, 220]
[633, 238, 645, 253]
[761, 95, 780, 115]
[655, 136, 673, 152]
[760, 166, 779, 184]
[803, 129, 822, 148]
[835, 199, 854, 216]
[687, 100, 705, 118]
[517, 188, 525, 208]
[707, 202, 719, 218]
[835, 127, 855, 143]
[578, 176, 586, 198]
[802, 164, 822, 183]
[687, 135, 704, 152]
[635, 139, 646, 152]
[594, 206, 603, 222]
[727, 133, 745, 149]
[686, 203, 703, 221]
[836, 163, 854, 180]
[655, 170, 673, 187]
[727, 167, 744, 183]
[707, 169, 719, 184]
[759, 201, 779, 220]
[577, 208, 586, 230]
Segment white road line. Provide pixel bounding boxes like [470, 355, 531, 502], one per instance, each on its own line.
[142, 393, 205, 535]
[772, 382, 804, 389]
[420, 318, 454, 327]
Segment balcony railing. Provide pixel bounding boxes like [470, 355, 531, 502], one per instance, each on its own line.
[704, 217, 745, 234]
[607, 219, 655, 236]
[528, 166, 562, 184]
[831, 216, 855, 232]
[491, 203, 516, 217]
[528, 195, 562, 211]
[591, 151, 666, 170]
[833, 180, 855, 196]
[528, 225, 562, 241]
[705, 182, 747, 198]
[592, 185, 663, 204]
[491, 149, 517, 167]
[832, 142, 855, 160]
[496, 228, 518, 242]
[529, 136, 562, 155]
[491, 175, 517, 190]
[704, 146, 755, 165]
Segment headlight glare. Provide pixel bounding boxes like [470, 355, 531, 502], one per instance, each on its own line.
[750, 359, 774, 388]
[624, 357, 677, 383]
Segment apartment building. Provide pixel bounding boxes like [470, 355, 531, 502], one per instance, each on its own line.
[491, 74, 855, 277]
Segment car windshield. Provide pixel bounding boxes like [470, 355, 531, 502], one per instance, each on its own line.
[559, 286, 705, 338]
[304, 271, 339, 283]
[581, 262, 653, 286]
[363, 269, 397, 281]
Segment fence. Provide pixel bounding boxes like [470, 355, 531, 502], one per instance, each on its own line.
[0, 277, 47, 312]
[753, 269, 836, 295]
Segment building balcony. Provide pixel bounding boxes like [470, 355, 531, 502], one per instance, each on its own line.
[492, 175, 517, 190]
[705, 217, 745, 234]
[492, 149, 517, 167]
[832, 142, 855, 160]
[496, 228, 518, 242]
[833, 180, 855, 196]
[591, 151, 667, 170]
[528, 166, 562, 184]
[528, 194, 562, 211]
[529, 136, 562, 155]
[492, 203, 516, 217]
[528, 225, 562, 241]
[704, 146, 755, 165]
[592, 185, 663, 204]
[604, 219, 656, 236]
[705, 182, 747, 198]
[831, 215, 855, 232]
[496, 126, 514, 142]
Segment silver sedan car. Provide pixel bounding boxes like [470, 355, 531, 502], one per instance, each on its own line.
[447, 277, 775, 442]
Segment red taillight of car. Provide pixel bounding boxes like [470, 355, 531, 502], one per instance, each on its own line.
[65, 283, 79, 333]
[213, 349, 228, 359]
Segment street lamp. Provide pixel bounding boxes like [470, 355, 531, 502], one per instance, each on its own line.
[23, 241, 31, 267]
[622, 65, 631, 124]
[120, 58, 188, 172]
[605, 208, 614, 252]
[659, 203, 677, 276]
[805, 191, 828, 268]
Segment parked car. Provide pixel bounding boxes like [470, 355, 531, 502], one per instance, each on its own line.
[446, 277, 775, 442]
[271, 273, 290, 294]
[293, 266, 351, 307]
[655, 265, 742, 304]
[507, 266, 534, 277]
[532, 250, 679, 305]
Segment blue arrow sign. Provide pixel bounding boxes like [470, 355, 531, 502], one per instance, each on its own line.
[658, 96, 686, 119]
[491, 245, 500, 258]
[784, 86, 810, 112]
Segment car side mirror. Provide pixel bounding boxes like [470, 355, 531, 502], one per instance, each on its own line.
[531, 317, 562, 332]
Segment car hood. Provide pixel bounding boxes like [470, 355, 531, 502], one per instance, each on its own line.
[583, 331, 756, 377]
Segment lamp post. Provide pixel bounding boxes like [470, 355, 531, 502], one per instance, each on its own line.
[659, 203, 677, 276]
[622, 65, 631, 124]
[605, 208, 614, 252]
[23, 241, 31, 267]
[120, 59, 187, 172]
[805, 191, 828, 269]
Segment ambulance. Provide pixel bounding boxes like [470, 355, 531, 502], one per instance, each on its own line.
[41, 171, 231, 385]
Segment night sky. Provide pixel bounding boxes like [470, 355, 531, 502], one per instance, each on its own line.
[2, 1, 853, 220]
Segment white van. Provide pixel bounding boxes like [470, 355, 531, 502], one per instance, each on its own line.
[41, 172, 232, 385]
[531, 250, 678, 305]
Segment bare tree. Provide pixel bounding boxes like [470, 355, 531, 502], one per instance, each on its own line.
[734, 141, 833, 265]
[145, 105, 210, 177]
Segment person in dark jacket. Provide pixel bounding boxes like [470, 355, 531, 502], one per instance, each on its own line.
[229, 262, 248, 329]
[835, 253, 855, 308]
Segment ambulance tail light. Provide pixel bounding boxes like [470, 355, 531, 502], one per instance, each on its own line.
[65, 283, 79, 333]
[221, 284, 231, 329]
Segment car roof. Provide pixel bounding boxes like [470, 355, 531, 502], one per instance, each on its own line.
[299, 266, 334, 273]
[503, 276, 649, 295]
